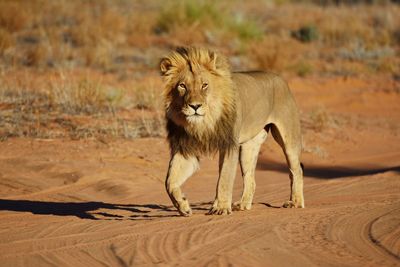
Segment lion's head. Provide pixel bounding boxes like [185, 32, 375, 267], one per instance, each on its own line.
[160, 47, 237, 156]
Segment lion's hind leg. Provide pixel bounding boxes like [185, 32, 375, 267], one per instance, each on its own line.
[234, 130, 267, 211]
[270, 123, 305, 208]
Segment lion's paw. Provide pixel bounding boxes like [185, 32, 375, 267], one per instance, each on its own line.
[233, 201, 252, 211]
[177, 199, 192, 217]
[207, 200, 232, 215]
[207, 206, 232, 215]
[282, 200, 304, 208]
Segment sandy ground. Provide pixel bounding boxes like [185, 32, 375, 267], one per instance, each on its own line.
[0, 77, 399, 266]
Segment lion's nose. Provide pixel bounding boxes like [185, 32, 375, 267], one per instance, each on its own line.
[189, 104, 202, 111]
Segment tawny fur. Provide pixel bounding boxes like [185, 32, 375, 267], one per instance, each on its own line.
[160, 47, 304, 216]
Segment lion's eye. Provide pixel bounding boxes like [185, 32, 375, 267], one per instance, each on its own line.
[202, 83, 208, 90]
[177, 83, 186, 95]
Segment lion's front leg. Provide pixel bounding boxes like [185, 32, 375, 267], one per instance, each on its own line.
[165, 153, 199, 216]
[234, 130, 267, 211]
[208, 149, 239, 215]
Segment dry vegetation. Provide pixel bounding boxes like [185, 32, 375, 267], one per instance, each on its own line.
[0, 0, 399, 141]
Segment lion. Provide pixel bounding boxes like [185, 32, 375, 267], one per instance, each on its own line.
[160, 47, 304, 216]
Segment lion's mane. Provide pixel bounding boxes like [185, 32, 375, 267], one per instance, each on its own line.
[161, 47, 237, 157]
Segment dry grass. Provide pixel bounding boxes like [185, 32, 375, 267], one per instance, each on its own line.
[0, 0, 398, 140]
[301, 107, 342, 133]
[1, 1, 398, 73]
[0, 70, 165, 141]
[0, 0, 400, 74]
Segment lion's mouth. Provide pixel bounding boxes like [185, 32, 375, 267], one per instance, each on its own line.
[188, 114, 205, 119]
[185, 113, 205, 124]
[185, 112, 205, 117]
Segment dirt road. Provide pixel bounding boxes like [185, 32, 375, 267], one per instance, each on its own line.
[0, 77, 399, 266]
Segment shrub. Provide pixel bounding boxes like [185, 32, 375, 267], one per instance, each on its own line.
[154, 0, 262, 42]
[154, 0, 220, 34]
[229, 15, 263, 41]
[292, 25, 319, 43]
[294, 60, 313, 77]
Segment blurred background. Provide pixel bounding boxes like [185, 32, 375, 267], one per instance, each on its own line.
[0, 0, 398, 141]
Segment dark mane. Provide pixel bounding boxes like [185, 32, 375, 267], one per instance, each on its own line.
[166, 104, 237, 157]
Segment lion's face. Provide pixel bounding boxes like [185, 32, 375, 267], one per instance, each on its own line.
[168, 68, 216, 127]
[160, 48, 232, 133]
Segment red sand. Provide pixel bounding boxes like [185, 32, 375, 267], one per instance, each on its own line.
[0, 77, 399, 266]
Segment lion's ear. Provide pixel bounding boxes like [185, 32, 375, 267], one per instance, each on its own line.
[160, 58, 172, 76]
[208, 51, 218, 70]
[208, 50, 229, 74]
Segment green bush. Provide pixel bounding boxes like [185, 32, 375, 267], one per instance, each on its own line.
[294, 60, 313, 77]
[154, 0, 220, 34]
[154, 0, 263, 42]
[229, 16, 263, 41]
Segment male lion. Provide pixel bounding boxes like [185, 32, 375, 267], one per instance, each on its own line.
[160, 47, 304, 216]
